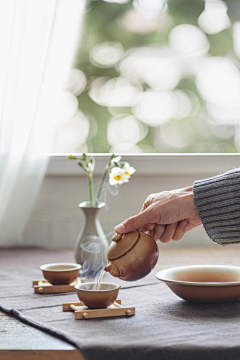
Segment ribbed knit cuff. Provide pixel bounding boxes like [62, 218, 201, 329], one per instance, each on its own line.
[193, 168, 240, 245]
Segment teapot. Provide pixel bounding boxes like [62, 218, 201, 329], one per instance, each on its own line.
[104, 230, 159, 281]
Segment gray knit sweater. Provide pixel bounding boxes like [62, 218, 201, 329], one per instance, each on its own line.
[193, 168, 240, 245]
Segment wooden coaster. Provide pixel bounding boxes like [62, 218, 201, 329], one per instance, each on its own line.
[62, 299, 135, 320]
[33, 277, 85, 294]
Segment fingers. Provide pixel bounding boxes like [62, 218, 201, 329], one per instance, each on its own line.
[114, 209, 153, 234]
[114, 209, 188, 243]
[158, 220, 188, 243]
[159, 222, 178, 243]
[172, 220, 188, 241]
[152, 224, 165, 241]
[140, 223, 155, 232]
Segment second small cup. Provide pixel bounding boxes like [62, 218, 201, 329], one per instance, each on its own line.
[40, 263, 81, 285]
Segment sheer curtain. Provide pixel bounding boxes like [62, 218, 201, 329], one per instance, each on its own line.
[0, 0, 85, 245]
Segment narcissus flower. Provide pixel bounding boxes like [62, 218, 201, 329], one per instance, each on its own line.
[109, 167, 129, 185]
[110, 155, 121, 164]
[122, 162, 136, 179]
[68, 153, 136, 205]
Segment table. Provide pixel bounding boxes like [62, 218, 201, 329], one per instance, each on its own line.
[0, 247, 84, 360]
[0, 310, 81, 360]
[1, 246, 240, 360]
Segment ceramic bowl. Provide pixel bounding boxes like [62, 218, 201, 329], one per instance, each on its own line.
[75, 282, 120, 309]
[40, 263, 81, 285]
[156, 265, 240, 304]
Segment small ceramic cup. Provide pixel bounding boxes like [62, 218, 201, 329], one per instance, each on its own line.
[40, 263, 81, 285]
[75, 282, 120, 309]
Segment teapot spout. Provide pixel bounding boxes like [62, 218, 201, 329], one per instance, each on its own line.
[104, 262, 120, 278]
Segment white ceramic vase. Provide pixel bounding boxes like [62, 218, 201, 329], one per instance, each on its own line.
[75, 201, 109, 270]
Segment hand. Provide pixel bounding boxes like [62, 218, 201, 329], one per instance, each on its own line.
[114, 187, 202, 243]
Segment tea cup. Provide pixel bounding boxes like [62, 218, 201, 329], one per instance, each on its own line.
[40, 263, 81, 285]
[75, 282, 120, 309]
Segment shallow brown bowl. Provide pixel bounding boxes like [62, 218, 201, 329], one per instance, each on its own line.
[75, 282, 120, 309]
[40, 263, 81, 285]
[156, 265, 240, 304]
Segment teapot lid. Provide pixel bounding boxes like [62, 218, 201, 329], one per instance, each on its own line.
[108, 231, 140, 260]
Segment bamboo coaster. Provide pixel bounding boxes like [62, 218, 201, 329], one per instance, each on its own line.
[62, 299, 135, 320]
[33, 277, 85, 294]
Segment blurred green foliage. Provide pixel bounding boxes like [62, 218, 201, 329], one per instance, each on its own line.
[74, 0, 240, 153]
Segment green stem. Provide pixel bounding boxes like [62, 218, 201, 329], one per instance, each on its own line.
[88, 171, 94, 206]
[96, 155, 117, 204]
[96, 165, 109, 205]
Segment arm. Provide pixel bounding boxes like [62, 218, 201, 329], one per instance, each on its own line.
[193, 168, 240, 245]
[114, 168, 240, 244]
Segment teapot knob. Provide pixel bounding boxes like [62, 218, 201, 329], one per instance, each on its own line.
[112, 233, 123, 242]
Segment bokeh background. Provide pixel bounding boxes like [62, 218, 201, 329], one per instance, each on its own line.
[53, 0, 240, 153]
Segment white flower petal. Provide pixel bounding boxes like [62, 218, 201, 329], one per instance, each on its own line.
[128, 166, 136, 175]
[111, 155, 122, 163]
[110, 166, 124, 175]
[121, 174, 129, 182]
[109, 177, 118, 185]
[122, 162, 136, 174]
[88, 162, 95, 172]
[109, 163, 135, 186]
[123, 162, 130, 169]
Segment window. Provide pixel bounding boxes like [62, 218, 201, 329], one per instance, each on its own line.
[53, 0, 240, 154]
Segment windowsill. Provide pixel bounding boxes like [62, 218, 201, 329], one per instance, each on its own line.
[46, 154, 240, 176]
[25, 153, 240, 248]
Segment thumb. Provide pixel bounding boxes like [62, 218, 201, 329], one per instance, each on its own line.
[114, 209, 151, 234]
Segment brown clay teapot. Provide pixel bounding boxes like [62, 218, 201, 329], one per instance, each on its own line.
[104, 230, 159, 281]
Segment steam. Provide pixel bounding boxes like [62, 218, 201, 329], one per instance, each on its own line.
[80, 231, 114, 281]
[80, 180, 120, 283]
[96, 182, 121, 209]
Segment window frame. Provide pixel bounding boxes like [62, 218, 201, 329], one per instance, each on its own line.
[46, 154, 240, 177]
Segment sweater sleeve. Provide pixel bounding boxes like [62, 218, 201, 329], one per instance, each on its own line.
[193, 168, 240, 245]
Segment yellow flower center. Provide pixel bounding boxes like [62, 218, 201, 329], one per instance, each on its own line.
[114, 175, 122, 181]
[125, 171, 130, 177]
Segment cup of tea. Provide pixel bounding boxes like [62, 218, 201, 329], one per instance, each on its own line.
[40, 263, 81, 285]
[75, 282, 120, 309]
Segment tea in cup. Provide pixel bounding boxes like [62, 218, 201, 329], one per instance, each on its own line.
[75, 282, 120, 309]
[40, 263, 81, 285]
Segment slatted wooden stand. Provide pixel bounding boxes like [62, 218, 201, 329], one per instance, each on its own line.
[62, 300, 135, 320]
[33, 277, 85, 294]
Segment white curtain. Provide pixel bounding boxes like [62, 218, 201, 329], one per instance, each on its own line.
[0, 0, 85, 246]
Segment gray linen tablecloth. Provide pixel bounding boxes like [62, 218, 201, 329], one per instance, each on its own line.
[1, 247, 240, 360]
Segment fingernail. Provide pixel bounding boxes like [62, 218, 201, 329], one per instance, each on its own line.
[114, 223, 125, 233]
